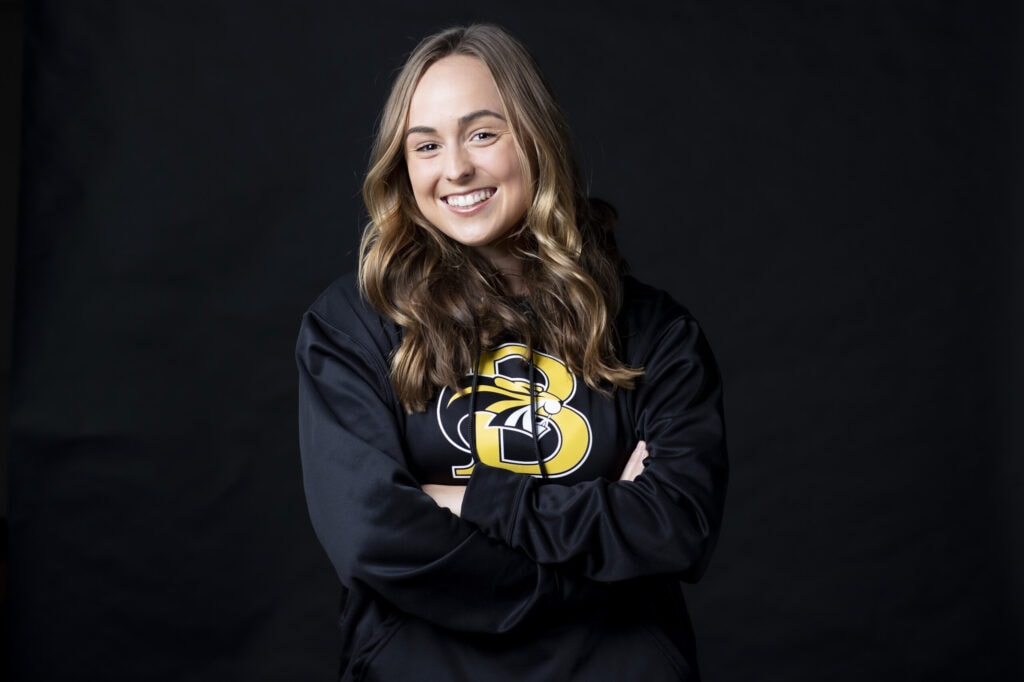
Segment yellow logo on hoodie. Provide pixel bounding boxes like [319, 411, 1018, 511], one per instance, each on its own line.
[436, 344, 592, 478]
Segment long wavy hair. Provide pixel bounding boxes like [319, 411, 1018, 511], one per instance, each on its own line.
[360, 24, 643, 412]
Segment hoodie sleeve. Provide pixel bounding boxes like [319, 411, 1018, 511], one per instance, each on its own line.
[460, 314, 728, 583]
[297, 307, 601, 634]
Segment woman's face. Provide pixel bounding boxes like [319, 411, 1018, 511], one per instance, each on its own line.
[405, 55, 530, 269]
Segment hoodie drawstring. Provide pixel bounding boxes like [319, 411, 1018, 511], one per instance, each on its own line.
[467, 350, 549, 480]
[468, 358, 481, 460]
[528, 359, 549, 479]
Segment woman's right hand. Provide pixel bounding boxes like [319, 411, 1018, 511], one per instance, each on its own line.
[618, 440, 648, 482]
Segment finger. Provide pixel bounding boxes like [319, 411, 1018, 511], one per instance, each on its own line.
[620, 441, 649, 481]
[627, 441, 646, 466]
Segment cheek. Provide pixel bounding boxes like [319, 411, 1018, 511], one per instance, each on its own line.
[506, 163, 530, 210]
[493, 147, 522, 184]
[406, 164, 434, 204]
[503, 153, 530, 208]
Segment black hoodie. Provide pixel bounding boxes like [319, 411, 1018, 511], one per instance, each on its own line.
[296, 272, 728, 681]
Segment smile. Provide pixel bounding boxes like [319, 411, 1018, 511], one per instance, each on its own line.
[443, 188, 494, 208]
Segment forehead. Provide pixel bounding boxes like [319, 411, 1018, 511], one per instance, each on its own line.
[407, 55, 505, 125]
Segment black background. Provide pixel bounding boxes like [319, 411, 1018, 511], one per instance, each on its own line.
[5, 2, 1022, 680]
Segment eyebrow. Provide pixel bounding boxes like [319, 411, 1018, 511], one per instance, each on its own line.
[405, 109, 507, 139]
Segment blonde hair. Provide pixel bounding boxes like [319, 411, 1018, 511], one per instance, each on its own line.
[359, 24, 642, 412]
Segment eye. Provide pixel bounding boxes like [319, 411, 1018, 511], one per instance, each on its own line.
[469, 131, 499, 144]
[413, 142, 439, 153]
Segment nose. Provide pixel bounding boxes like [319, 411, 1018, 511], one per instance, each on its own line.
[444, 145, 474, 182]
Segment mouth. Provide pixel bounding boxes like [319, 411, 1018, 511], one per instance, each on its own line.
[442, 188, 495, 210]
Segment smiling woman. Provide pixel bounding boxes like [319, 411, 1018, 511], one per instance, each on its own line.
[296, 23, 728, 681]
[404, 56, 530, 277]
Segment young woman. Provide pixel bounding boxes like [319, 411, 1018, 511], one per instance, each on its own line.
[296, 23, 728, 681]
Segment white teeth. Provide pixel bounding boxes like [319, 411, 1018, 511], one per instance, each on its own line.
[445, 189, 493, 207]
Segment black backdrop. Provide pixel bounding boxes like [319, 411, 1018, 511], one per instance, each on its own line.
[8, 2, 1022, 680]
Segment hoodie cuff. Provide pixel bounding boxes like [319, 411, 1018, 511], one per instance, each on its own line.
[462, 462, 530, 546]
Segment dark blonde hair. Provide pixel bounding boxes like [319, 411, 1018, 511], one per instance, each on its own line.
[359, 24, 642, 412]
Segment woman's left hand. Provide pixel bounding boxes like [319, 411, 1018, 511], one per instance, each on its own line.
[619, 440, 649, 482]
[423, 484, 467, 517]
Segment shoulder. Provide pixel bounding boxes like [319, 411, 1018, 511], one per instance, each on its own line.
[617, 276, 709, 366]
[299, 271, 401, 360]
[306, 271, 368, 324]
[618, 276, 696, 341]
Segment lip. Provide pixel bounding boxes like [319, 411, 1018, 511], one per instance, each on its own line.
[441, 187, 496, 215]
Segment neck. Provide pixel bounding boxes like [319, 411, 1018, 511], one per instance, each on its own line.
[476, 245, 527, 296]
